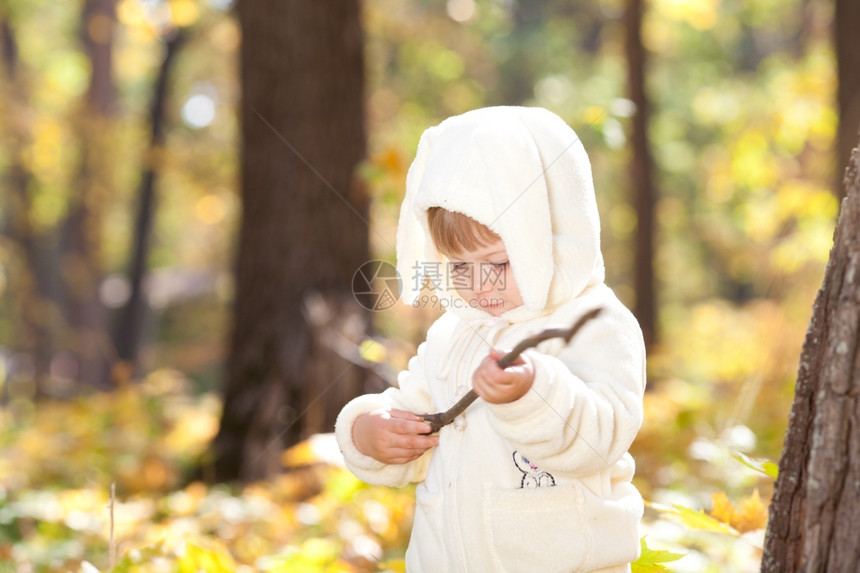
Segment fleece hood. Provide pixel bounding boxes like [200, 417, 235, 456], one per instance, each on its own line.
[396, 106, 605, 321]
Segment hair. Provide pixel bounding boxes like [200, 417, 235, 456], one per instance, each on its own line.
[426, 207, 500, 254]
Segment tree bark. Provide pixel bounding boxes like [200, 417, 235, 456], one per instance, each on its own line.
[625, 0, 657, 349]
[761, 135, 860, 571]
[835, 0, 860, 198]
[211, 1, 369, 483]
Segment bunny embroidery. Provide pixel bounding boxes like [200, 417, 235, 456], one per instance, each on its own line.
[513, 450, 556, 488]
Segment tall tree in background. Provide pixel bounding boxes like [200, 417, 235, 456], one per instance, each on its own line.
[211, 2, 369, 483]
[113, 29, 186, 379]
[0, 12, 53, 397]
[495, 0, 545, 105]
[761, 137, 860, 571]
[60, 0, 117, 388]
[835, 0, 860, 196]
[625, 0, 657, 349]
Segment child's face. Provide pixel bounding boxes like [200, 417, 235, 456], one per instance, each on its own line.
[443, 239, 524, 316]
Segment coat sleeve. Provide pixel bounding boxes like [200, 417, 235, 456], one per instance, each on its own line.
[334, 340, 437, 487]
[486, 301, 646, 475]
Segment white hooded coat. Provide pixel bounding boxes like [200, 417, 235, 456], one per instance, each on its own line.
[335, 107, 646, 572]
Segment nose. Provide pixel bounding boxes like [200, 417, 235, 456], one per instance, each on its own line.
[475, 270, 494, 294]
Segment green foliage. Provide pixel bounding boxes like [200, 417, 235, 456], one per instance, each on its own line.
[633, 537, 685, 572]
[731, 451, 779, 480]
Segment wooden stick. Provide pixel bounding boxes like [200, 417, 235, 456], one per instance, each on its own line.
[419, 307, 602, 433]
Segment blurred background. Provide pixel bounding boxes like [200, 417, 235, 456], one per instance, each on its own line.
[0, 0, 857, 570]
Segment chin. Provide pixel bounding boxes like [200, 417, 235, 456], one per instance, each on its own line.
[484, 304, 505, 316]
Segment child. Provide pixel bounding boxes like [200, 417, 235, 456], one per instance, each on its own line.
[335, 107, 646, 572]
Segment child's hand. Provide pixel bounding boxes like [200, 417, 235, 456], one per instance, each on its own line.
[352, 408, 439, 464]
[472, 349, 535, 404]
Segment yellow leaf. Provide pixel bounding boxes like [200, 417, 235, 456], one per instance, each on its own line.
[282, 440, 318, 468]
[299, 537, 339, 565]
[373, 147, 406, 177]
[709, 491, 737, 527]
[708, 490, 769, 534]
[360, 339, 388, 364]
[649, 502, 739, 536]
[734, 489, 768, 533]
[179, 538, 236, 573]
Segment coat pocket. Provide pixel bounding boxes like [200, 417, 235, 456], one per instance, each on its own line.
[484, 482, 641, 572]
[484, 484, 588, 573]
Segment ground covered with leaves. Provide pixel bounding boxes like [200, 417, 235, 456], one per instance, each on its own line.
[0, 354, 782, 572]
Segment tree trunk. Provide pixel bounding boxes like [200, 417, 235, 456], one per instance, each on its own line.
[761, 134, 860, 571]
[82, 0, 116, 116]
[211, 1, 369, 483]
[625, 0, 657, 349]
[59, 0, 118, 389]
[1, 15, 54, 397]
[113, 30, 186, 378]
[835, 0, 860, 198]
[495, 0, 545, 106]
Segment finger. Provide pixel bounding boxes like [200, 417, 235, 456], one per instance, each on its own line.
[388, 409, 434, 433]
[505, 358, 534, 384]
[384, 441, 437, 463]
[472, 377, 500, 402]
[389, 418, 433, 435]
[389, 408, 424, 421]
[392, 431, 438, 449]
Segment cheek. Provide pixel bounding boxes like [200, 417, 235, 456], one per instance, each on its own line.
[454, 286, 475, 301]
[506, 280, 524, 302]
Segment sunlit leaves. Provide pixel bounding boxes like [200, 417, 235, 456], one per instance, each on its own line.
[632, 537, 685, 572]
[116, 0, 201, 37]
[0, 369, 215, 494]
[168, 0, 201, 28]
[177, 538, 237, 573]
[650, 501, 740, 535]
[653, 0, 722, 31]
[730, 451, 779, 479]
[44, 52, 90, 99]
[0, 382, 416, 571]
[709, 490, 768, 533]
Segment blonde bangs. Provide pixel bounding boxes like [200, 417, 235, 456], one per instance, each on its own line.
[427, 207, 500, 254]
